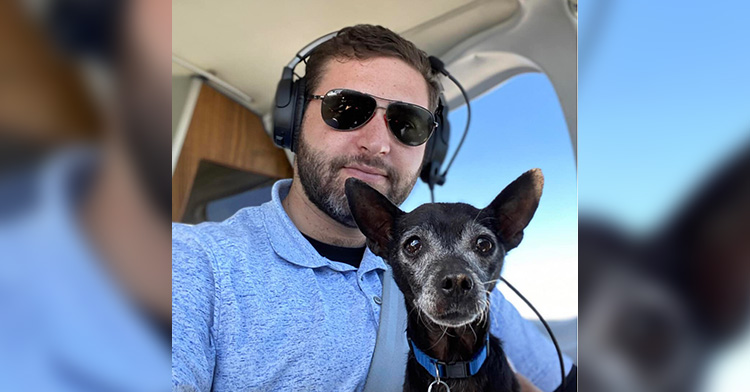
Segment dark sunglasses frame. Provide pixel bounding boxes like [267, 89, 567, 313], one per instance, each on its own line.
[309, 89, 438, 147]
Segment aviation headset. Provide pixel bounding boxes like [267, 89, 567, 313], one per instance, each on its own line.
[272, 31, 451, 189]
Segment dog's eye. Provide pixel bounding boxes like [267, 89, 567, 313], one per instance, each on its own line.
[475, 236, 493, 254]
[403, 236, 422, 256]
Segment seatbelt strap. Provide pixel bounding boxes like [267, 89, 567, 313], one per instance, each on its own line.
[362, 266, 409, 392]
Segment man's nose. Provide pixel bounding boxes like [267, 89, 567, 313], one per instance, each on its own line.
[356, 109, 391, 155]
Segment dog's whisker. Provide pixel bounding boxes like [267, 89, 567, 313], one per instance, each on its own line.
[417, 308, 440, 333]
[471, 208, 483, 224]
[472, 303, 483, 339]
[468, 323, 478, 345]
[477, 298, 490, 327]
[418, 309, 430, 332]
[426, 326, 449, 351]
[427, 327, 448, 350]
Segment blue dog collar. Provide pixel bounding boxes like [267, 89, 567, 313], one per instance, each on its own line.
[408, 332, 490, 379]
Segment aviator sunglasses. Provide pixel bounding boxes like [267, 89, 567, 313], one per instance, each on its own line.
[309, 89, 437, 146]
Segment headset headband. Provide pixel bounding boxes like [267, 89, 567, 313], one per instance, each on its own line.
[286, 32, 339, 69]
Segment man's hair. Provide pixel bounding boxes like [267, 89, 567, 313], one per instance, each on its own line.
[304, 24, 443, 112]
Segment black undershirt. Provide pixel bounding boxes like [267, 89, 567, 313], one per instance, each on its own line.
[302, 233, 366, 268]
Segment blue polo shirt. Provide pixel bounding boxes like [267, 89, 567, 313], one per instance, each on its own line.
[172, 179, 572, 391]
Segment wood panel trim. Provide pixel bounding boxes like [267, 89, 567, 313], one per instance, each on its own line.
[172, 84, 293, 221]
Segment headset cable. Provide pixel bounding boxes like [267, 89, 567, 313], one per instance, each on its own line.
[427, 56, 471, 203]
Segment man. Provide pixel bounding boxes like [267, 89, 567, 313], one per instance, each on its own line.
[172, 25, 575, 391]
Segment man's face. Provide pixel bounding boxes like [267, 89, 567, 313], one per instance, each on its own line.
[296, 56, 429, 228]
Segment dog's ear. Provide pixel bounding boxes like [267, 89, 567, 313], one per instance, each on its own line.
[345, 177, 404, 257]
[480, 168, 544, 251]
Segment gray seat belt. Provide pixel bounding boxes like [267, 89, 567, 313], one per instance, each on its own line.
[362, 265, 409, 392]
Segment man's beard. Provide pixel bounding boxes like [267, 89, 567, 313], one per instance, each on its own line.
[296, 133, 419, 228]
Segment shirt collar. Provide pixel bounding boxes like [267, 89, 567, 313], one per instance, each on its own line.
[261, 179, 387, 274]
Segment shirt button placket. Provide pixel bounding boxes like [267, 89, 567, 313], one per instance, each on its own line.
[359, 272, 381, 324]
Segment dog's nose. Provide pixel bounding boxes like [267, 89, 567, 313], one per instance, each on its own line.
[440, 274, 474, 296]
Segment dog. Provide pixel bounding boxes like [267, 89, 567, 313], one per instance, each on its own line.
[345, 168, 544, 392]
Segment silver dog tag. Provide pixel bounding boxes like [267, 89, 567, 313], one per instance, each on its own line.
[427, 379, 450, 392]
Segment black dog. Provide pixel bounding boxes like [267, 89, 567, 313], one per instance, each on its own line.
[346, 169, 544, 392]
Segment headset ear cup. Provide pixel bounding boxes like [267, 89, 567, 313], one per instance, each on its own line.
[420, 132, 436, 182]
[420, 96, 450, 187]
[289, 78, 307, 153]
[272, 68, 295, 149]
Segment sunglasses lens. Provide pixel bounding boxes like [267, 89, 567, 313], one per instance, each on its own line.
[320, 90, 377, 131]
[386, 103, 435, 146]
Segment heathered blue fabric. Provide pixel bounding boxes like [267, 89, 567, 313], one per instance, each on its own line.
[172, 179, 572, 392]
[0, 148, 169, 391]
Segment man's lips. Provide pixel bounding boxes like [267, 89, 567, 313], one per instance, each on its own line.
[342, 164, 388, 183]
